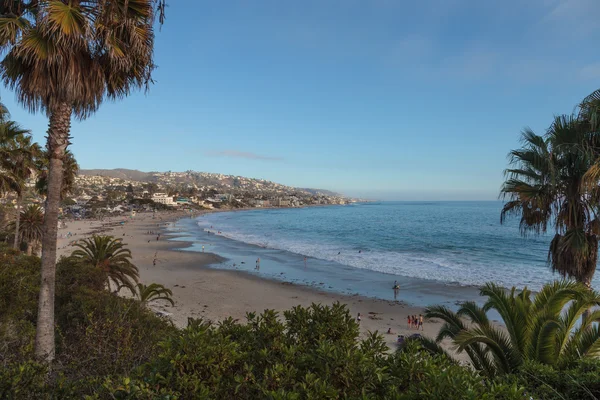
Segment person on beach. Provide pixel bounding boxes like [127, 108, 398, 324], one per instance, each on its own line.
[393, 280, 399, 290]
[256, 258, 260, 270]
[304, 256, 307, 268]
[357, 313, 361, 324]
[407, 315, 411, 329]
[419, 314, 424, 331]
[202, 245, 205, 253]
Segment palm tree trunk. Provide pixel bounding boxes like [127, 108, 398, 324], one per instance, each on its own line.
[35, 102, 71, 363]
[13, 193, 21, 249]
[27, 242, 33, 256]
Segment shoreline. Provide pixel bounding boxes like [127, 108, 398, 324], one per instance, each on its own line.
[56, 210, 475, 356]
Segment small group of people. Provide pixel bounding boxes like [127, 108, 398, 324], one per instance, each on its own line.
[407, 314, 424, 330]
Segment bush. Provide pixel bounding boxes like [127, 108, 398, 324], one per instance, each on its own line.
[118, 304, 394, 399]
[0, 247, 175, 397]
[95, 305, 526, 400]
[0, 245, 40, 363]
[504, 359, 600, 400]
[387, 342, 524, 399]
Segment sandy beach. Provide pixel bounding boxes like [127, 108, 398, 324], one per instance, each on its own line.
[56, 210, 455, 352]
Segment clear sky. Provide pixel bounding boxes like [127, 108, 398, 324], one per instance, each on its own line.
[1, 0, 599, 200]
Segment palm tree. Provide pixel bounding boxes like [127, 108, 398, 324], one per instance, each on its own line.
[418, 281, 600, 377]
[69, 235, 139, 295]
[0, 102, 19, 192]
[501, 114, 600, 289]
[3, 133, 40, 249]
[8, 204, 44, 255]
[0, 117, 39, 249]
[0, 0, 165, 361]
[35, 149, 79, 200]
[0, 119, 22, 198]
[135, 283, 174, 307]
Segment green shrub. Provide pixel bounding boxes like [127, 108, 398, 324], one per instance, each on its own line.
[0, 360, 49, 400]
[125, 303, 396, 399]
[388, 342, 524, 399]
[96, 305, 526, 400]
[503, 359, 600, 399]
[0, 247, 175, 397]
[0, 245, 40, 363]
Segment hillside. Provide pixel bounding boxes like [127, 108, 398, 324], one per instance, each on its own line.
[79, 168, 157, 181]
[79, 169, 343, 197]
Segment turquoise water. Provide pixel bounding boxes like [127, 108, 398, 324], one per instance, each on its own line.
[168, 201, 599, 305]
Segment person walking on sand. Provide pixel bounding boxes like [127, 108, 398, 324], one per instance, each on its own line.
[419, 314, 424, 331]
[406, 315, 411, 329]
[357, 313, 361, 324]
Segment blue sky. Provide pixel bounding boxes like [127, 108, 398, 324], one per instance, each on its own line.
[1, 0, 599, 200]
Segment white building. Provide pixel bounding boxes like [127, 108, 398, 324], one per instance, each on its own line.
[152, 193, 175, 206]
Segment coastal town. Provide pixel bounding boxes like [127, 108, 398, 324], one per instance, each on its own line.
[0, 169, 356, 220]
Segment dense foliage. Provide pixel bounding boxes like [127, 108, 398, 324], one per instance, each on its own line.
[0, 245, 176, 398]
[0, 245, 599, 399]
[420, 281, 600, 376]
[69, 235, 140, 293]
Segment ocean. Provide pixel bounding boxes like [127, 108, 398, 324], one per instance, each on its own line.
[167, 201, 600, 307]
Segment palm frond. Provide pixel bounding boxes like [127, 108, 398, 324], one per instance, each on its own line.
[457, 301, 489, 326]
[455, 324, 520, 374]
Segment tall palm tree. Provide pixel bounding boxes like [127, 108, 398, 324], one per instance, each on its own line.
[69, 235, 139, 295]
[0, 0, 165, 361]
[419, 281, 600, 377]
[35, 149, 79, 200]
[135, 282, 174, 307]
[501, 115, 600, 289]
[0, 106, 30, 191]
[3, 133, 40, 249]
[0, 119, 22, 197]
[8, 204, 44, 255]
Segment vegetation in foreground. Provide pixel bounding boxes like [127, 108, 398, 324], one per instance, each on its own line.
[1, 245, 599, 399]
[417, 281, 600, 376]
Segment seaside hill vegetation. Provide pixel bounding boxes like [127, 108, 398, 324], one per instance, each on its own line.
[1, 243, 599, 399]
